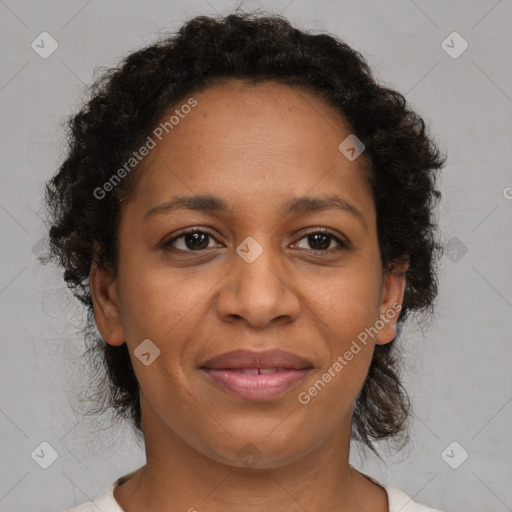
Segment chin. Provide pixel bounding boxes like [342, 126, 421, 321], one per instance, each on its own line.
[203, 429, 313, 471]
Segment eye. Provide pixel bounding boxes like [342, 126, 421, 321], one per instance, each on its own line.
[293, 229, 348, 253]
[163, 228, 349, 254]
[163, 229, 219, 252]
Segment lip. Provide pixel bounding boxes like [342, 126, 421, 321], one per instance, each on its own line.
[201, 368, 312, 400]
[200, 349, 313, 370]
[200, 349, 314, 401]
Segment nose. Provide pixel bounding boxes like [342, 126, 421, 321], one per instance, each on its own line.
[215, 237, 301, 329]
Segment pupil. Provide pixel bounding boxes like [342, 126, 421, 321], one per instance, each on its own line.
[185, 232, 209, 250]
[182, 232, 331, 251]
[310, 233, 329, 250]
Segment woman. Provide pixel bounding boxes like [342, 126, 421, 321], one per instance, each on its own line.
[44, 11, 447, 512]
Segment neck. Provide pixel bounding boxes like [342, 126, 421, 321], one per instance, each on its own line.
[114, 396, 388, 512]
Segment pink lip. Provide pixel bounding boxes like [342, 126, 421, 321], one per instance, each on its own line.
[200, 348, 313, 370]
[200, 349, 314, 401]
[201, 368, 312, 400]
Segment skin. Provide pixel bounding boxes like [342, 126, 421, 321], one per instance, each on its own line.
[90, 79, 408, 512]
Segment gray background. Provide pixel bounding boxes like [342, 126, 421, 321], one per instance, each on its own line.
[1, 0, 511, 511]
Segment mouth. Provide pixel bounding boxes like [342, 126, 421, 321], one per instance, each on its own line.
[200, 349, 314, 401]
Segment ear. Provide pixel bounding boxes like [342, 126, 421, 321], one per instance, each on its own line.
[89, 262, 125, 346]
[374, 258, 409, 346]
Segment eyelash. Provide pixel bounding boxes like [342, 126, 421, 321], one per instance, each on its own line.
[162, 227, 349, 255]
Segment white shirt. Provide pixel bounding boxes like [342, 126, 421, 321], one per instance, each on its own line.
[63, 471, 444, 512]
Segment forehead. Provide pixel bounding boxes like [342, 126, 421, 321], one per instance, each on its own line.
[128, 79, 374, 222]
[148, 79, 361, 168]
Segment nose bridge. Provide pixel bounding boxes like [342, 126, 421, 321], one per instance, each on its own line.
[217, 233, 299, 327]
[234, 232, 285, 300]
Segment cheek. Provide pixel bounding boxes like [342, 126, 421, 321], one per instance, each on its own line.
[298, 278, 378, 412]
[300, 265, 381, 389]
[305, 265, 382, 335]
[117, 257, 216, 348]
[116, 264, 210, 402]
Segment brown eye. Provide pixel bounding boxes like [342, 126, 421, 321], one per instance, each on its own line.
[164, 230, 218, 252]
[163, 228, 348, 255]
[294, 230, 347, 253]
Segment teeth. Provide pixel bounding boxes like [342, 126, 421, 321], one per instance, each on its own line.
[239, 369, 259, 375]
[259, 368, 278, 374]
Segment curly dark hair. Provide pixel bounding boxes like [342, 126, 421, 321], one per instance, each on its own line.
[42, 11, 446, 455]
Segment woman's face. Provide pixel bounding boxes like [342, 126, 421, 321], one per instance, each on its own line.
[91, 79, 405, 468]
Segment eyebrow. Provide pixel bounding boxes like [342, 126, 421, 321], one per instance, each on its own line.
[144, 193, 367, 230]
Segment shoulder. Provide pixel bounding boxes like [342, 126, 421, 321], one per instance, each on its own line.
[385, 484, 445, 512]
[60, 483, 123, 512]
[359, 470, 445, 512]
[60, 469, 140, 511]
